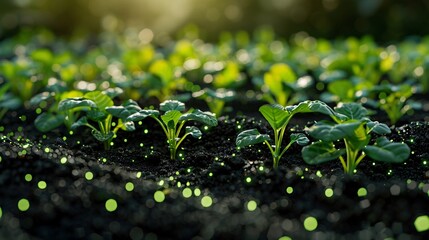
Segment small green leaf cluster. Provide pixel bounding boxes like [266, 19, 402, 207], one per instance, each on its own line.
[59, 91, 138, 150]
[127, 100, 218, 160]
[236, 100, 336, 168]
[302, 103, 410, 174]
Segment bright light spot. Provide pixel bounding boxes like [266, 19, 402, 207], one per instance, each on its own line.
[247, 200, 257, 211]
[24, 174, 32, 182]
[303, 216, 318, 231]
[38, 181, 47, 190]
[286, 187, 293, 194]
[105, 199, 118, 212]
[357, 188, 367, 197]
[85, 172, 93, 181]
[60, 157, 67, 164]
[44, 148, 50, 153]
[0, 206, 2, 219]
[201, 196, 213, 208]
[278, 237, 292, 240]
[182, 188, 192, 198]
[125, 182, 134, 192]
[245, 177, 252, 183]
[194, 188, 201, 197]
[415, 215, 429, 232]
[18, 199, 30, 211]
[139, 28, 154, 44]
[154, 191, 165, 203]
[325, 188, 333, 198]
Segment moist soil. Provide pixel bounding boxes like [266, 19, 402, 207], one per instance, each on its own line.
[0, 106, 429, 240]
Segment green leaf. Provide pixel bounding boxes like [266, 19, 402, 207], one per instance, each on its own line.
[161, 110, 182, 128]
[84, 91, 114, 111]
[91, 130, 114, 142]
[328, 80, 355, 102]
[106, 100, 141, 120]
[364, 137, 410, 163]
[87, 110, 107, 121]
[186, 126, 202, 138]
[290, 133, 309, 145]
[180, 109, 218, 126]
[34, 113, 64, 132]
[259, 104, 290, 130]
[122, 121, 135, 131]
[0, 93, 22, 109]
[236, 129, 270, 147]
[285, 100, 345, 120]
[367, 121, 391, 135]
[58, 98, 96, 112]
[302, 141, 346, 164]
[71, 117, 89, 130]
[126, 110, 160, 121]
[29, 92, 54, 106]
[335, 103, 368, 120]
[307, 121, 362, 142]
[160, 100, 185, 112]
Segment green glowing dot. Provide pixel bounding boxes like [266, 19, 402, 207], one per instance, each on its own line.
[144, 129, 149, 134]
[0, 206, 2, 219]
[158, 180, 164, 186]
[24, 174, 32, 182]
[44, 148, 50, 153]
[325, 188, 333, 198]
[286, 187, 293, 194]
[278, 237, 292, 240]
[194, 188, 201, 197]
[245, 177, 252, 183]
[182, 188, 192, 198]
[357, 188, 367, 197]
[105, 199, 117, 212]
[316, 170, 323, 177]
[60, 157, 67, 164]
[209, 172, 213, 177]
[201, 196, 213, 207]
[85, 172, 94, 181]
[204, 126, 208, 130]
[18, 199, 30, 211]
[125, 182, 134, 192]
[38, 181, 47, 190]
[415, 215, 429, 232]
[258, 166, 264, 171]
[247, 200, 257, 211]
[303, 216, 318, 231]
[36, 108, 42, 114]
[69, 130, 74, 135]
[62, 136, 67, 141]
[154, 191, 165, 203]
[136, 172, 142, 178]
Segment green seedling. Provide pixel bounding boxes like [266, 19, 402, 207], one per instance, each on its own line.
[59, 91, 138, 150]
[302, 103, 410, 174]
[236, 100, 338, 168]
[127, 100, 217, 160]
[259, 63, 311, 106]
[192, 88, 235, 116]
[0, 83, 21, 120]
[370, 83, 418, 125]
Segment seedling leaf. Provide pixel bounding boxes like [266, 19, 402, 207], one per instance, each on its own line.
[302, 141, 346, 164]
[180, 109, 218, 126]
[364, 137, 410, 163]
[236, 129, 270, 147]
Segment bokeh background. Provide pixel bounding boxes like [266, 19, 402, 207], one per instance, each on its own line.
[1, 0, 429, 42]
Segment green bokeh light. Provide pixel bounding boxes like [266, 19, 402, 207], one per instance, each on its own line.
[247, 200, 257, 211]
[125, 182, 134, 192]
[105, 199, 118, 212]
[18, 199, 30, 212]
[38, 181, 47, 190]
[182, 188, 192, 198]
[303, 216, 318, 231]
[154, 191, 165, 203]
[201, 196, 213, 208]
[415, 215, 429, 232]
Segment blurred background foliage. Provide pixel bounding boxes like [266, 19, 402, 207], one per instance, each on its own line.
[1, 0, 429, 43]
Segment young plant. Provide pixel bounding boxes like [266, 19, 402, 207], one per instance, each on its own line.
[192, 88, 235, 116]
[258, 63, 311, 106]
[236, 100, 338, 168]
[0, 82, 21, 120]
[370, 83, 418, 125]
[58, 91, 138, 150]
[127, 100, 218, 160]
[302, 103, 410, 174]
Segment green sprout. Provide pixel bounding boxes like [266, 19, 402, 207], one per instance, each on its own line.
[59, 91, 138, 150]
[302, 102, 411, 174]
[127, 100, 217, 160]
[236, 100, 336, 168]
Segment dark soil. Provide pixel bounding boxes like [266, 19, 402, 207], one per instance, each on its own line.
[1, 107, 429, 240]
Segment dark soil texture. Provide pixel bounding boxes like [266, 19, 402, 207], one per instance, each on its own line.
[1, 107, 429, 240]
